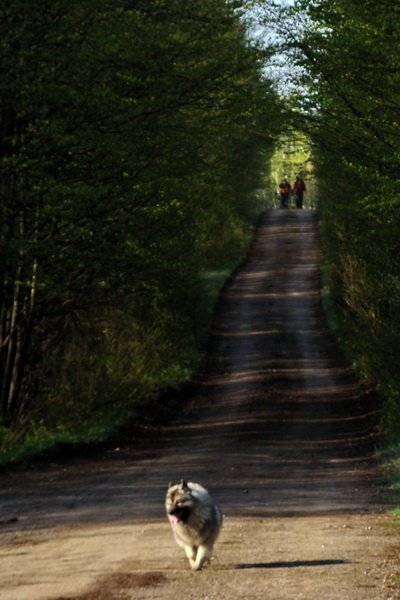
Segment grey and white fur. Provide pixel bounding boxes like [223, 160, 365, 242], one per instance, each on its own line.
[166, 480, 222, 571]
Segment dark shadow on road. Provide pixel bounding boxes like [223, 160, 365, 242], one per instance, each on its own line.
[236, 559, 351, 569]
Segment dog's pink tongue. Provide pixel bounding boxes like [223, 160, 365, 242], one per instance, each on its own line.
[171, 516, 180, 524]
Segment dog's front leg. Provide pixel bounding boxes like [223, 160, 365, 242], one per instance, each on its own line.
[192, 544, 211, 571]
[184, 545, 197, 569]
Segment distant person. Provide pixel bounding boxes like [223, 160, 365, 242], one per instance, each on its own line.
[293, 176, 306, 209]
[279, 177, 292, 208]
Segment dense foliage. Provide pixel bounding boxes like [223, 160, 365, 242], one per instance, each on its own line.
[0, 0, 281, 448]
[266, 0, 400, 433]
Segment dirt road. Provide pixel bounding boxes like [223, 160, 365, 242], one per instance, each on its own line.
[1, 210, 399, 600]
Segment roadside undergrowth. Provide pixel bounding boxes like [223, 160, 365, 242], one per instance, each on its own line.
[0, 259, 243, 467]
[322, 267, 400, 495]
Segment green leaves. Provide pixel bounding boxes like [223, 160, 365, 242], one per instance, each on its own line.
[280, 0, 400, 424]
[0, 0, 280, 425]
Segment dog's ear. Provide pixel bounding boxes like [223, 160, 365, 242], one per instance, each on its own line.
[180, 479, 188, 490]
[168, 482, 174, 489]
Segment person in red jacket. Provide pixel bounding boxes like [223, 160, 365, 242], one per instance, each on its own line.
[279, 177, 292, 208]
[293, 176, 306, 208]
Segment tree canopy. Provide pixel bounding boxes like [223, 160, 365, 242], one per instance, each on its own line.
[4, 0, 400, 457]
[0, 0, 281, 443]
[257, 0, 400, 430]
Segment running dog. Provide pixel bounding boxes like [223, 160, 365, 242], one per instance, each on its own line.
[166, 480, 222, 571]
